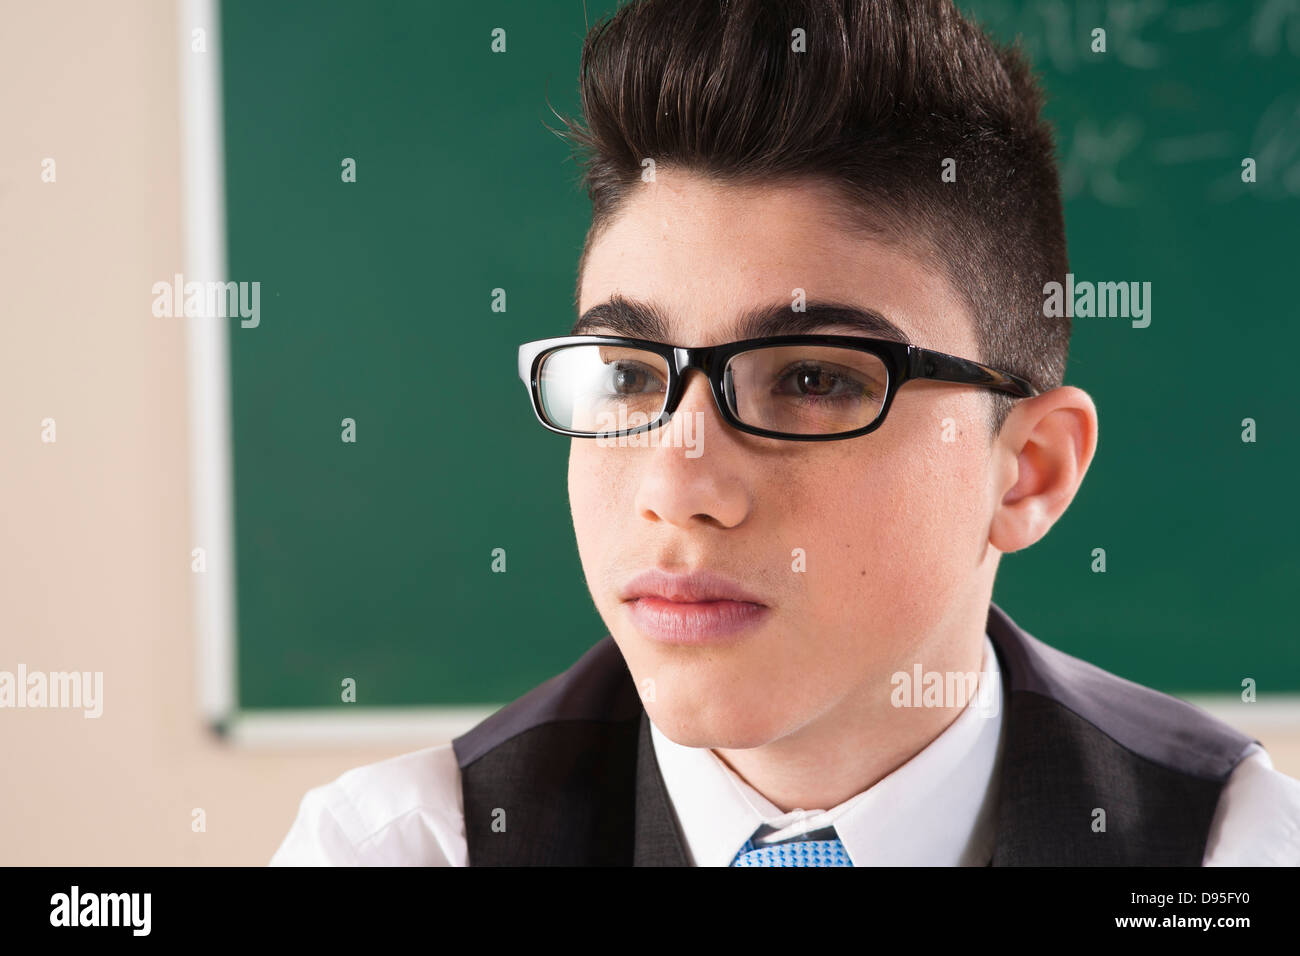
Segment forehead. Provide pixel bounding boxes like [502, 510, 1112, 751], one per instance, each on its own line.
[576, 171, 976, 355]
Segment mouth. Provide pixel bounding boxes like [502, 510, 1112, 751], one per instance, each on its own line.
[619, 568, 771, 645]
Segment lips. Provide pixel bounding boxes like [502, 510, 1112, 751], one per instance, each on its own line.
[619, 568, 768, 606]
[620, 568, 771, 645]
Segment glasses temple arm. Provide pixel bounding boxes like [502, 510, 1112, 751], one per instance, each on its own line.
[908, 347, 1039, 398]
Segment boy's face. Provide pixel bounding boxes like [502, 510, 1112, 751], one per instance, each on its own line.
[571, 172, 1002, 750]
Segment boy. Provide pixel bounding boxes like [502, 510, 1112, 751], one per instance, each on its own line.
[271, 0, 1300, 865]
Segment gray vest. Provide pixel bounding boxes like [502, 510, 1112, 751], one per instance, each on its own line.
[451, 602, 1257, 865]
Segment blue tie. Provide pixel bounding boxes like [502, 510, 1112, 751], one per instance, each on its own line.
[730, 826, 854, 867]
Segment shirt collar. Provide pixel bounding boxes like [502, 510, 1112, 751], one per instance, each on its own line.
[649, 632, 1006, 866]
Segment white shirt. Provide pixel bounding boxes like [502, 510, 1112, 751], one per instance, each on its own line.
[270, 635, 1300, 866]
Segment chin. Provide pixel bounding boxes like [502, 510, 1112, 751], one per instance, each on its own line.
[644, 696, 790, 751]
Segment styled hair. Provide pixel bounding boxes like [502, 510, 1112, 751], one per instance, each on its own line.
[547, 0, 1070, 433]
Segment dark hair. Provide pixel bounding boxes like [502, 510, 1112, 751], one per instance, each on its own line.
[547, 0, 1070, 434]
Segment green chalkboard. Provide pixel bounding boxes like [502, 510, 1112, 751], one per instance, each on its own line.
[217, 0, 1300, 717]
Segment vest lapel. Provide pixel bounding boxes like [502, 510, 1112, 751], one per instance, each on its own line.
[986, 608, 1225, 865]
[633, 710, 691, 865]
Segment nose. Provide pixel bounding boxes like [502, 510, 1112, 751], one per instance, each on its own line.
[633, 367, 751, 531]
[672, 365, 720, 423]
[669, 347, 741, 429]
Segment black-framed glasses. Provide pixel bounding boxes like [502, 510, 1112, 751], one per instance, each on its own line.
[517, 334, 1039, 442]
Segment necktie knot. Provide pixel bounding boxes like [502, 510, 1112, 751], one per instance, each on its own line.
[730, 825, 853, 867]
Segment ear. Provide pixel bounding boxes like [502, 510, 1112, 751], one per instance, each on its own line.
[989, 386, 1098, 554]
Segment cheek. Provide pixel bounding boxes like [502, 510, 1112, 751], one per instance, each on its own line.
[789, 402, 989, 638]
[568, 443, 598, 546]
[568, 443, 625, 575]
[900, 401, 993, 572]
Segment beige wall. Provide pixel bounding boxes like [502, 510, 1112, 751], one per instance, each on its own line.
[0, 1, 404, 866]
[2, 1, 1296, 866]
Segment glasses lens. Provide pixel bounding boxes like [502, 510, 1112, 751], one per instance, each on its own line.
[724, 345, 888, 435]
[537, 344, 670, 434]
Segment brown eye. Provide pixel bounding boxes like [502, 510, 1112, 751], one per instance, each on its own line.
[793, 367, 836, 397]
[609, 361, 663, 394]
[774, 362, 871, 402]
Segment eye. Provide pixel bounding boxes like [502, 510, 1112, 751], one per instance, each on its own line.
[607, 360, 664, 395]
[773, 362, 873, 402]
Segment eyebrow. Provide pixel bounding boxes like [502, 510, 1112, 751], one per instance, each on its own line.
[571, 294, 913, 345]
